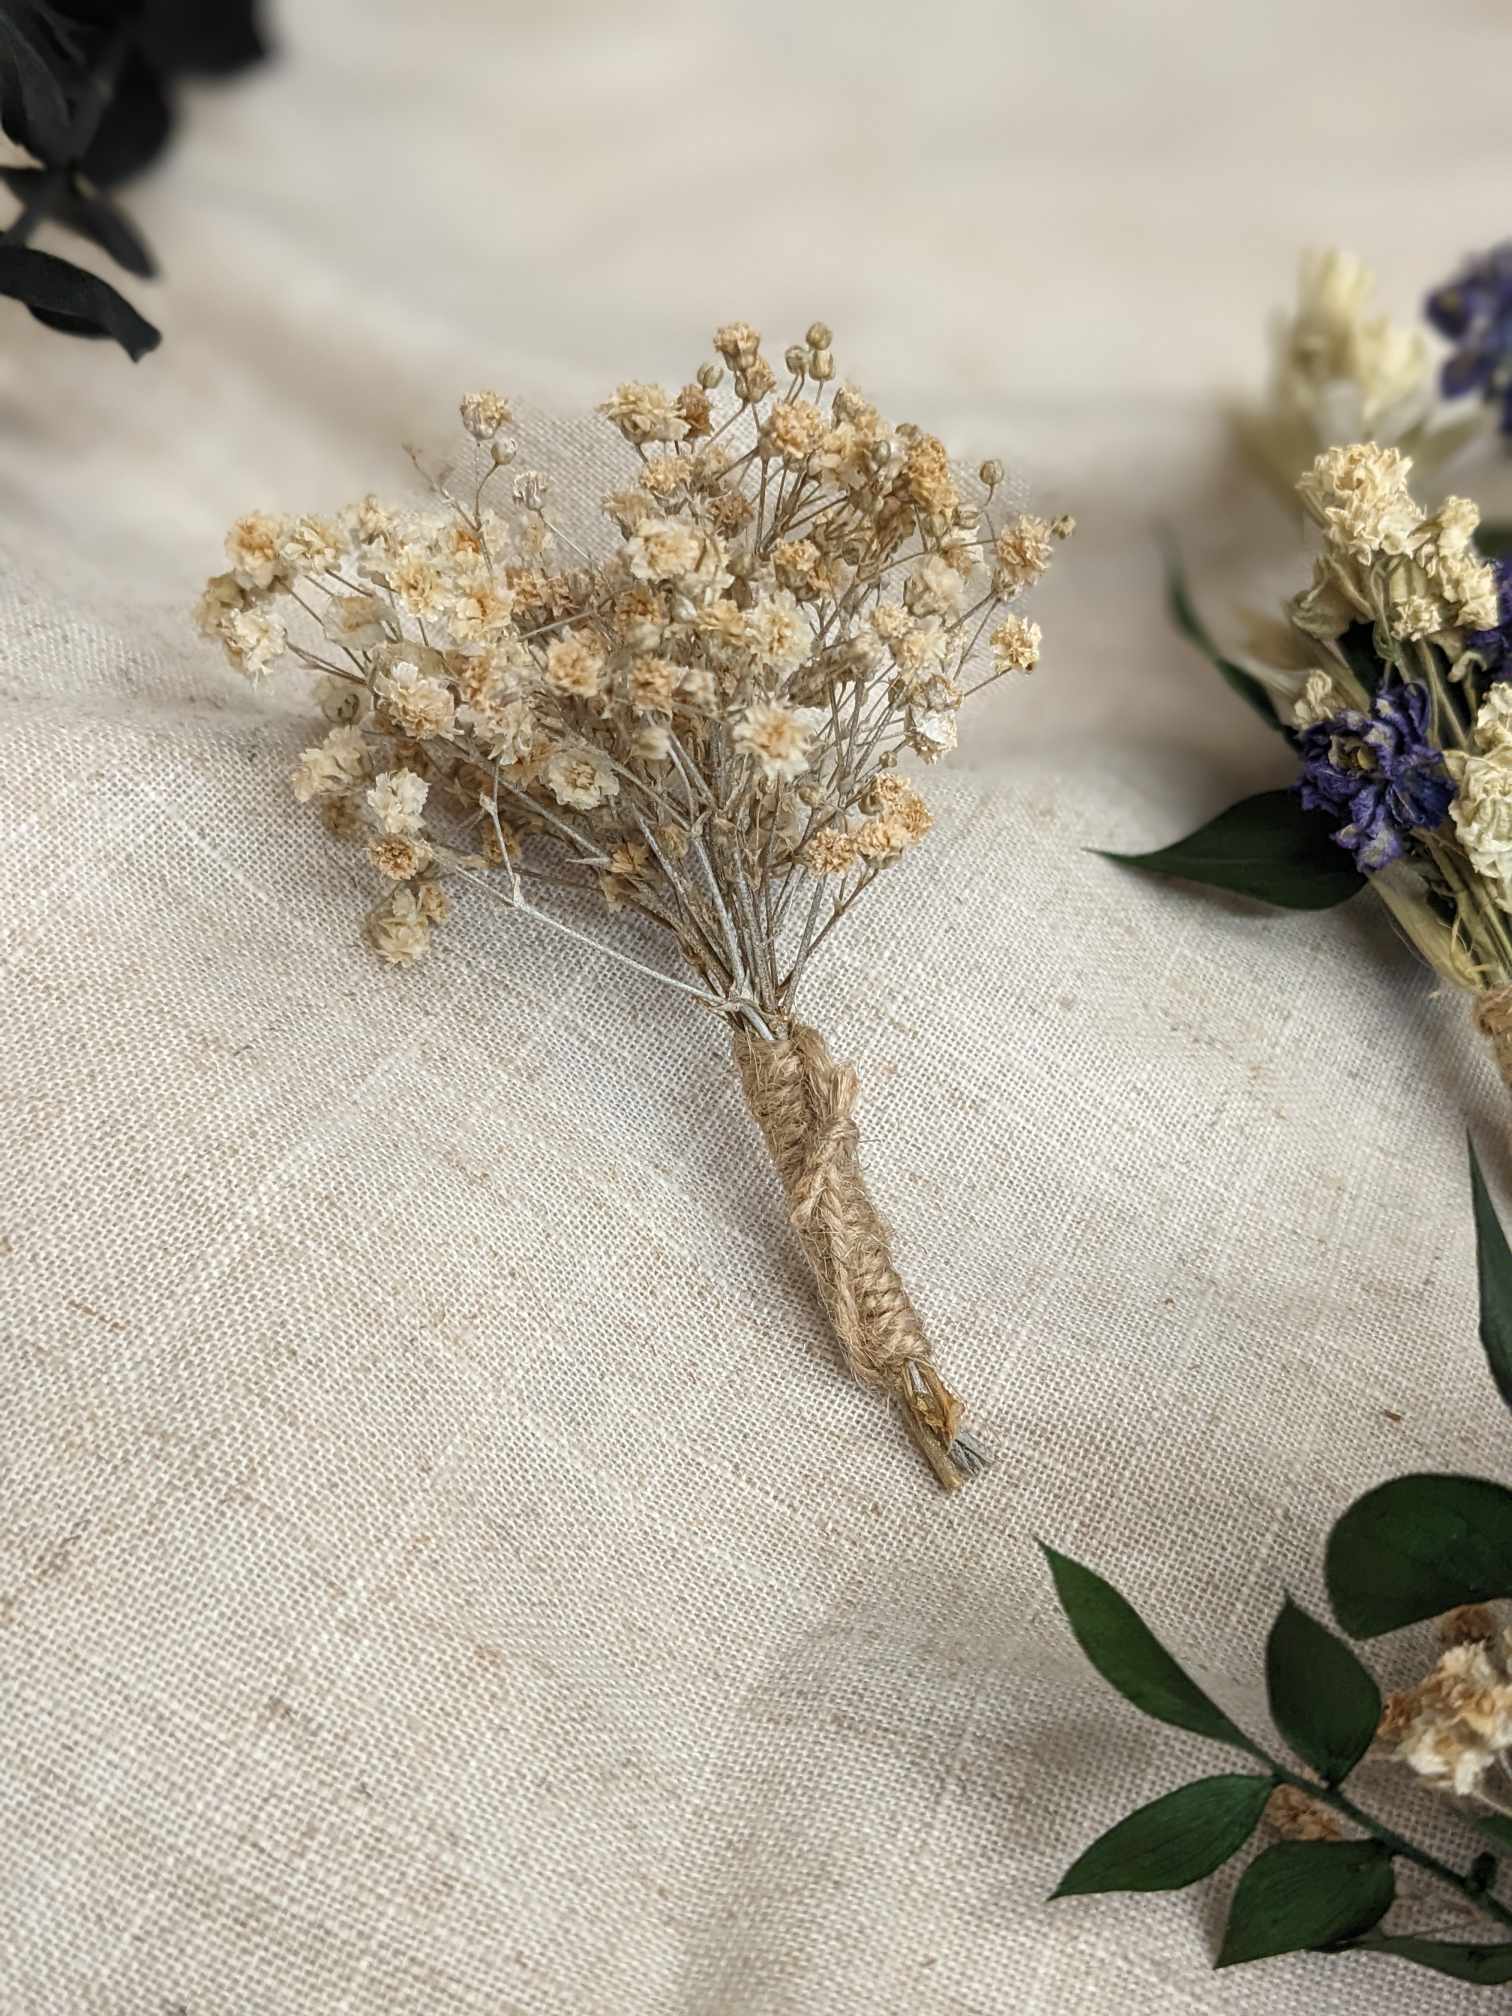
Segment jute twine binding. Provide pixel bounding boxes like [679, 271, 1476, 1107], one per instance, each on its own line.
[1475, 987, 1512, 1091]
[733, 1020, 987, 1491]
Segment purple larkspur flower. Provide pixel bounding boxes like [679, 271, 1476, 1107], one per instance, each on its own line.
[1427, 244, 1512, 435]
[1295, 679, 1452, 872]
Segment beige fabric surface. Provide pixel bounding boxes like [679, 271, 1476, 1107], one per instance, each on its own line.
[7, 2, 1512, 2011]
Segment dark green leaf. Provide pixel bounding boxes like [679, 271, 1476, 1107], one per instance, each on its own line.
[1041, 1546, 1262, 1754]
[1, 169, 156, 277]
[1099, 791, 1365, 911]
[1478, 523, 1512, 562]
[1326, 1473, 1512, 1637]
[80, 45, 171, 188]
[1166, 548, 1281, 731]
[0, 246, 159, 359]
[142, 0, 269, 78]
[1053, 1774, 1274, 1897]
[1470, 1135, 1512, 1417]
[1265, 1598, 1381, 1784]
[1216, 1839, 1394, 1969]
[1352, 1935, 1512, 1984]
[1470, 1852, 1499, 1892]
[0, 9, 75, 163]
[1471, 1811, 1512, 1855]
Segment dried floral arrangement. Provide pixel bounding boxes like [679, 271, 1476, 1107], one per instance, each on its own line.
[1236, 246, 1500, 505]
[195, 321, 1072, 1490]
[0, 0, 268, 360]
[1045, 1141, 1512, 1989]
[1112, 444, 1512, 1093]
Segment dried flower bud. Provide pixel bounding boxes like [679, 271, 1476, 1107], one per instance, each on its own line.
[460, 390, 513, 441]
[954, 504, 981, 531]
[805, 321, 833, 350]
[978, 459, 1004, 489]
[784, 344, 808, 376]
[513, 471, 547, 510]
[696, 361, 724, 389]
[809, 348, 835, 382]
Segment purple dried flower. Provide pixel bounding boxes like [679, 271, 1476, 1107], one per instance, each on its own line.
[1296, 679, 1452, 872]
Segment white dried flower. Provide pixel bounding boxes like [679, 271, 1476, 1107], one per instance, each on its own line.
[379, 660, 455, 739]
[732, 701, 815, 782]
[366, 885, 432, 966]
[323, 595, 392, 649]
[906, 708, 958, 762]
[367, 832, 434, 881]
[544, 744, 620, 811]
[599, 382, 688, 446]
[993, 514, 1057, 597]
[989, 613, 1042, 672]
[544, 632, 606, 698]
[225, 512, 290, 592]
[1296, 443, 1421, 563]
[1290, 670, 1346, 729]
[367, 768, 429, 835]
[743, 592, 808, 674]
[460, 390, 513, 441]
[292, 724, 368, 802]
[222, 605, 288, 679]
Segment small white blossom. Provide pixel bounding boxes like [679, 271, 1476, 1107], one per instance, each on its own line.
[292, 724, 368, 802]
[732, 701, 815, 782]
[223, 606, 288, 679]
[379, 660, 455, 739]
[543, 745, 620, 811]
[460, 390, 513, 441]
[367, 769, 429, 835]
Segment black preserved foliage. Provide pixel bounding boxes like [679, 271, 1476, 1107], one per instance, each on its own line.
[0, 1, 267, 359]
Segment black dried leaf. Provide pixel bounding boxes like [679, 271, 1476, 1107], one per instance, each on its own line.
[140, 0, 266, 77]
[2, 167, 155, 275]
[0, 242, 158, 356]
[79, 40, 170, 186]
[0, 4, 78, 161]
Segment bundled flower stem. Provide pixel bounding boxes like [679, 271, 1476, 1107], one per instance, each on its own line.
[196, 321, 1070, 1489]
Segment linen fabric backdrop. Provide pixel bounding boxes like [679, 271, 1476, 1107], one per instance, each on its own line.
[6, 2, 1512, 2010]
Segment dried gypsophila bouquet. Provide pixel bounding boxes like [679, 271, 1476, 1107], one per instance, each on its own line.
[1043, 1143, 1512, 1990]
[196, 320, 1072, 1490]
[1114, 442, 1512, 1097]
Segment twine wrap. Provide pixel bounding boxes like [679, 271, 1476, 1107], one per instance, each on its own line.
[1475, 987, 1512, 1092]
[733, 1020, 986, 1491]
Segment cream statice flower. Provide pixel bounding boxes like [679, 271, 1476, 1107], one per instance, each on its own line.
[292, 724, 368, 802]
[989, 613, 1042, 672]
[225, 511, 289, 591]
[543, 744, 619, 811]
[222, 605, 288, 679]
[732, 701, 814, 782]
[379, 660, 455, 739]
[599, 382, 688, 446]
[367, 768, 429, 835]
[1380, 1631, 1512, 1798]
[366, 885, 432, 966]
[1449, 687, 1512, 909]
[460, 390, 513, 442]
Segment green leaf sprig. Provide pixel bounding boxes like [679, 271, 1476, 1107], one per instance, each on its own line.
[1045, 1139, 1512, 1984]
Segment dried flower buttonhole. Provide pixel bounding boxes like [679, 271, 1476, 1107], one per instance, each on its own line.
[197, 322, 1071, 1490]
